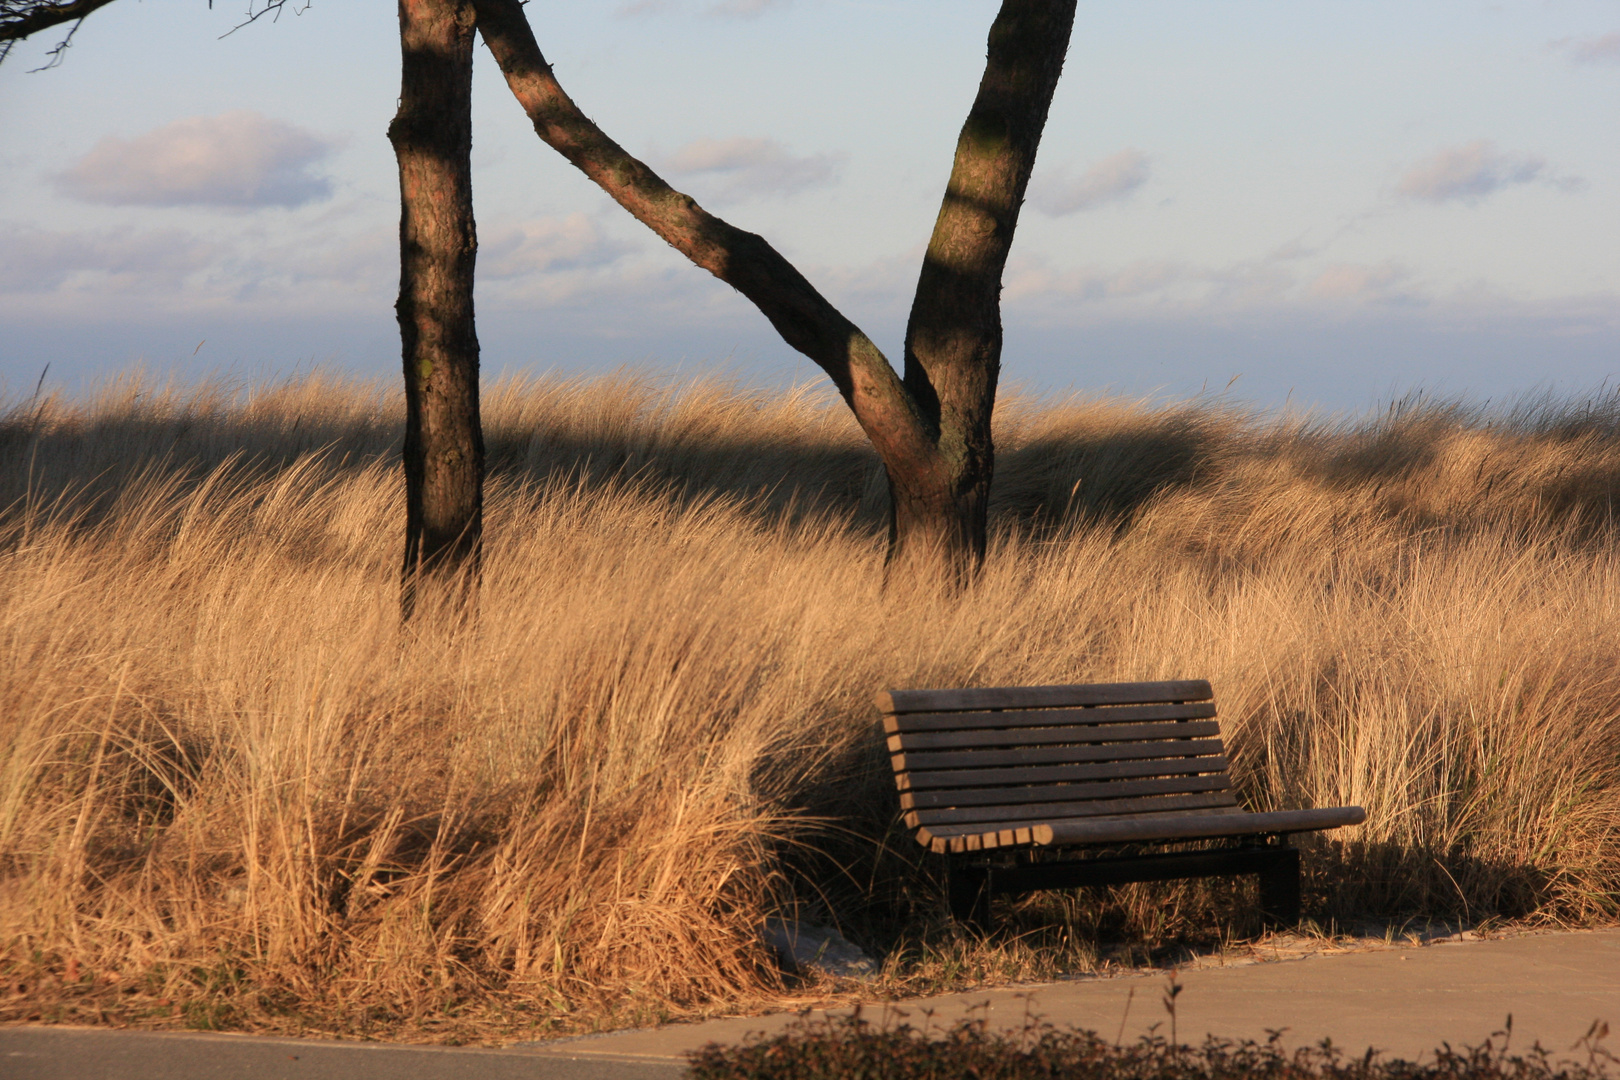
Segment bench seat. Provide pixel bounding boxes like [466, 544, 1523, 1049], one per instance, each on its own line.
[876, 678, 1366, 926]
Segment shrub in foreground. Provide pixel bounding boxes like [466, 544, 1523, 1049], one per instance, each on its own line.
[687, 1013, 1616, 1080]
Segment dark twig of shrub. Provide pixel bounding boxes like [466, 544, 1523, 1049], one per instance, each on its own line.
[685, 1009, 1615, 1080]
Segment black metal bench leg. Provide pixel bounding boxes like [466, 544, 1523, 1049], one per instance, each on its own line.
[948, 864, 994, 931]
[1257, 844, 1301, 928]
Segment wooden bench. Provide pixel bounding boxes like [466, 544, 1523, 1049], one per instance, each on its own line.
[875, 679, 1365, 928]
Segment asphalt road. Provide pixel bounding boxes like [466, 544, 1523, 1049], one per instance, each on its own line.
[0, 1027, 684, 1080]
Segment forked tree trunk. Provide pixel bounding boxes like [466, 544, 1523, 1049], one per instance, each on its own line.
[390, 0, 483, 619]
[471, 0, 1073, 585]
[3, 0, 1070, 593]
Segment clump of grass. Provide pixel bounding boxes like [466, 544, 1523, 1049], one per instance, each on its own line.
[2, 370, 1620, 1041]
[686, 1011, 1616, 1080]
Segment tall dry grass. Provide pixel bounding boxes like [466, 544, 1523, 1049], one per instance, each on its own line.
[2, 370, 1619, 1039]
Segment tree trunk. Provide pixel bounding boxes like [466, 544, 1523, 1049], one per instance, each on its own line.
[471, 0, 1073, 585]
[895, 1, 1076, 577]
[390, 0, 483, 620]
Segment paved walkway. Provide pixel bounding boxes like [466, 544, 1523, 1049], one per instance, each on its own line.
[4, 929, 1616, 1078]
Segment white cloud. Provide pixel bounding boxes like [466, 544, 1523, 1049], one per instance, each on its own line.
[1552, 32, 1620, 65]
[997, 248, 1434, 317]
[255, 227, 394, 298]
[1030, 149, 1151, 216]
[1002, 257, 1196, 306]
[0, 210, 634, 322]
[55, 110, 337, 210]
[614, 0, 787, 17]
[1307, 262, 1418, 304]
[0, 224, 219, 292]
[0, 217, 399, 320]
[661, 136, 840, 200]
[479, 214, 634, 280]
[706, 0, 788, 17]
[1395, 140, 1579, 204]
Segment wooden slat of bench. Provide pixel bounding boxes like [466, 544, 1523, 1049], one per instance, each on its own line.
[913, 793, 1237, 854]
[922, 803, 1243, 840]
[892, 737, 1225, 773]
[883, 702, 1217, 735]
[876, 680, 1213, 715]
[943, 826, 1033, 853]
[899, 771, 1231, 812]
[906, 789, 1241, 830]
[1036, 806, 1368, 847]
[888, 719, 1219, 754]
[914, 826, 1027, 854]
[916, 806, 1365, 855]
[896, 752, 1229, 792]
[926, 813, 1187, 854]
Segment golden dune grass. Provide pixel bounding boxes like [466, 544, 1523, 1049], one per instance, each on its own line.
[1, 370, 1618, 1039]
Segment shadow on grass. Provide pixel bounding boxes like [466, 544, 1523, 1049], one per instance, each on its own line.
[11, 381, 1620, 546]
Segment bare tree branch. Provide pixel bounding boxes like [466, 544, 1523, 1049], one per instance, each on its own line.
[469, 0, 943, 482]
[0, 0, 310, 66]
[0, 0, 119, 66]
[218, 0, 310, 39]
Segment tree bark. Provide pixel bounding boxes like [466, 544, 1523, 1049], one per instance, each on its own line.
[898, 1, 1076, 574]
[390, 0, 483, 619]
[471, 0, 1073, 583]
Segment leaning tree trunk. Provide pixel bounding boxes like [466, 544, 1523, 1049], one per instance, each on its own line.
[471, 0, 1073, 585]
[390, 0, 484, 619]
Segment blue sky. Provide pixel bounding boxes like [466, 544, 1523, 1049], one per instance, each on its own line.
[2, 1, 1618, 412]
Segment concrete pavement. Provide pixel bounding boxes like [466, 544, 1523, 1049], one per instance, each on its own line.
[4, 929, 1616, 1078]
[520, 928, 1620, 1071]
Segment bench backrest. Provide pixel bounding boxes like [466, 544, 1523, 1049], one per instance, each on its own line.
[875, 680, 1238, 854]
